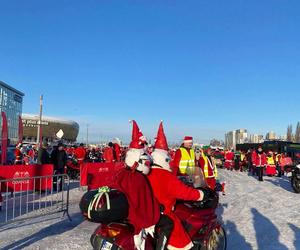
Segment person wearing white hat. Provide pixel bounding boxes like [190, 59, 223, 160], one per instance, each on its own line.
[173, 136, 196, 175]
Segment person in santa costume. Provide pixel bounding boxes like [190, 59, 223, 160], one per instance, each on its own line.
[252, 146, 267, 181]
[198, 147, 218, 190]
[111, 120, 171, 250]
[172, 136, 196, 175]
[275, 152, 283, 177]
[14, 143, 23, 164]
[113, 138, 122, 162]
[103, 142, 116, 163]
[148, 122, 205, 250]
[266, 151, 277, 176]
[224, 149, 234, 171]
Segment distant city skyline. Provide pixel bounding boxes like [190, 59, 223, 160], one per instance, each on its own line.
[1, 1, 300, 144]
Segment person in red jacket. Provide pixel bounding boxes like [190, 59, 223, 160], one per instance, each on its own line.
[252, 146, 267, 181]
[74, 143, 86, 163]
[111, 120, 170, 250]
[103, 142, 116, 163]
[113, 138, 122, 162]
[14, 143, 23, 164]
[224, 149, 234, 170]
[74, 143, 87, 186]
[148, 122, 205, 250]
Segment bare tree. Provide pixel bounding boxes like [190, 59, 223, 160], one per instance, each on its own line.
[287, 124, 293, 142]
[295, 122, 300, 143]
[210, 139, 224, 147]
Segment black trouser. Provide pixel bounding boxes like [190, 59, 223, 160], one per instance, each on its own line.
[155, 215, 174, 250]
[247, 162, 252, 173]
[276, 164, 282, 177]
[53, 169, 64, 191]
[256, 166, 264, 181]
[251, 164, 256, 176]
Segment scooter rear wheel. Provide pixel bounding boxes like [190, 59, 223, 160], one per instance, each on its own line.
[206, 226, 227, 250]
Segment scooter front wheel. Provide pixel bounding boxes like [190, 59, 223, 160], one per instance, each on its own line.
[206, 226, 227, 250]
[291, 176, 300, 193]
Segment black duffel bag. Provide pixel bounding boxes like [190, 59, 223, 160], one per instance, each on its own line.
[79, 186, 129, 223]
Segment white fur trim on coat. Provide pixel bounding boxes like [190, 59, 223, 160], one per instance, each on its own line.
[167, 241, 193, 250]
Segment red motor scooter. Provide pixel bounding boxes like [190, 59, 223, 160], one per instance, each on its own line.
[90, 189, 226, 250]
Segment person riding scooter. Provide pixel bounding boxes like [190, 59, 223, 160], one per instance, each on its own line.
[93, 120, 173, 250]
[148, 122, 208, 250]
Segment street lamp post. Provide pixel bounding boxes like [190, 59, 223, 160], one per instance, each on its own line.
[36, 95, 43, 147]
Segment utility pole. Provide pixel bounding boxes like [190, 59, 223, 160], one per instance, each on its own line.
[36, 95, 43, 147]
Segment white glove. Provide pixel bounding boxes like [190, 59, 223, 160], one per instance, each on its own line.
[144, 225, 155, 238]
[134, 230, 146, 250]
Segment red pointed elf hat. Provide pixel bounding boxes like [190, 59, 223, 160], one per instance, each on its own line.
[129, 120, 144, 149]
[154, 121, 169, 151]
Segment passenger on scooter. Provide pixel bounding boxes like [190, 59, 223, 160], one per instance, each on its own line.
[148, 122, 206, 250]
[111, 120, 173, 250]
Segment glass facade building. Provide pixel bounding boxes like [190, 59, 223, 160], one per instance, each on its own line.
[0, 81, 24, 145]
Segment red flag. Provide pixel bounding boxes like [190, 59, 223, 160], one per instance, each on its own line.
[18, 115, 23, 144]
[1, 112, 8, 165]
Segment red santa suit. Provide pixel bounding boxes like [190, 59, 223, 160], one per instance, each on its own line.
[74, 146, 86, 163]
[103, 147, 115, 163]
[28, 149, 35, 159]
[113, 143, 121, 162]
[75, 146, 87, 186]
[111, 120, 161, 250]
[252, 152, 267, 167]
[148, 122, 203, 250]
[225, 151, 234, 170]
[112, 169, 160, 234]
[15, 147, 23, 164]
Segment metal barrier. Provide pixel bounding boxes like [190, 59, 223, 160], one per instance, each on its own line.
[0, 174, 71, 226]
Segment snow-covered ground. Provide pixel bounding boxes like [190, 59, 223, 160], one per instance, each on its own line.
[217, 169, 300, 250]
[0, 170, 299, 250]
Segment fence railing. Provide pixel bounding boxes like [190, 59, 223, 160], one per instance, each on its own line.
[0, 174, 71, 226]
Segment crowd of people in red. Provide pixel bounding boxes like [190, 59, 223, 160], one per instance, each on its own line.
[221, 146, 293, 181]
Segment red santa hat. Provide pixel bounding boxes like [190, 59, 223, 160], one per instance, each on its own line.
[125, 120, 151, 174]
[154, 121, 169, 151]
[183, 136, 193, 143]
[152, 121, 172, 171]
[129, 120, 145, 149]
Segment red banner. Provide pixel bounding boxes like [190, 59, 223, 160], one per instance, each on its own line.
[1, 111, 8, 165]
[84, 162, 124, 190]
[0, 164, 54, 192]
[18, 115, 23, 144]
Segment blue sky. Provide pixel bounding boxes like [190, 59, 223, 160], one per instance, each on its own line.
[1, 0, 299, 144]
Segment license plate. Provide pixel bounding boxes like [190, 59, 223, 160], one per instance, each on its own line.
[287, 172, 292, 177]
[101, 240, 113, 250]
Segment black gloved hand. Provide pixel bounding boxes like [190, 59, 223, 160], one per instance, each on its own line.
[200, 188, 213, 202]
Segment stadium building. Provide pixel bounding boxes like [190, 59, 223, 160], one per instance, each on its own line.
[22, 114, 79, 143]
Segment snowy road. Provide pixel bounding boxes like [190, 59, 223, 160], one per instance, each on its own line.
[0, 169, 299, 250]
[217, 169, 300, 250]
